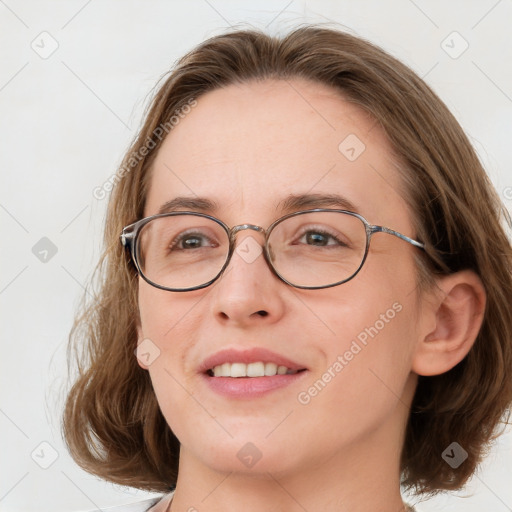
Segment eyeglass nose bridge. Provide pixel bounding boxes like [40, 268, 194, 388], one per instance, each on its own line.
[229, 223, 266, 240]
[227, 224, 269, 263]
[224, 223, 274, 271]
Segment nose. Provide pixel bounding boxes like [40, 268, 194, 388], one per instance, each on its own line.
[209, 230, 286, 327]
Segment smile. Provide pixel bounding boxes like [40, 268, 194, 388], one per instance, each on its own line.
[200, 348, 309, 398]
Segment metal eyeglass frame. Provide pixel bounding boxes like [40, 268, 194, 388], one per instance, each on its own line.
[120, 208, 425, 292]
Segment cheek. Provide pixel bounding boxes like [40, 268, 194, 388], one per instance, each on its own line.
[304, 273, 417, 415]
[137, 282, 201, 440]
[137, 281, 209, 399]
[138, 280, 172, 333]
[138, 280, 197, 343]
[137, 282, 194, 396]
[292, 309, 413, 457]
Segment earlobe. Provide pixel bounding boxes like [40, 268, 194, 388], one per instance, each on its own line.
[412, 270, 486, 376]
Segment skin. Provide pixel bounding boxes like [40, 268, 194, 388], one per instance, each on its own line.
[136, 79, 486, 512]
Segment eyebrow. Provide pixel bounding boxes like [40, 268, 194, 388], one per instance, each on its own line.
[277, 193, 359, 214]
[157, 196, 219, 215]
[156, 193, 359, 217]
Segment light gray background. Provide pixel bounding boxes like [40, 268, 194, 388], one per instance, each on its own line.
[1, 1, 511, 511]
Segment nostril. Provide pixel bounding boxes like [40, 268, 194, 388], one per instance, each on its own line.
[256, 310, 268, 317]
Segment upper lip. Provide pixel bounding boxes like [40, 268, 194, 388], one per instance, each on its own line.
[199, 348, 308, 373]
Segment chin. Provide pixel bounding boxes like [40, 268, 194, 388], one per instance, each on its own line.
[180, 430, 304, 476]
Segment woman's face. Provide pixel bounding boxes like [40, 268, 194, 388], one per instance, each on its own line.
[137, 79, 422, 477]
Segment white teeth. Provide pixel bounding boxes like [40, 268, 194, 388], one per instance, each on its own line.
[210, 361, 300, 378]
[247, 362, 265, 377]
[230, 362, 246, 377]
[264, 362, 277, 376]
[220, 362, 230, 377]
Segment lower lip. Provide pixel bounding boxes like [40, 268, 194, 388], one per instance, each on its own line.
[202, 372, 308, 399]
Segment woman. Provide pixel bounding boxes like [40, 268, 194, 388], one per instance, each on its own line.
[63, 25, 512, 512]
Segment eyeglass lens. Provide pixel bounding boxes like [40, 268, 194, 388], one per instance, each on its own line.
[136, 212, 367, 289]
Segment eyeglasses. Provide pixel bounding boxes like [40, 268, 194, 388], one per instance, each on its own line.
[120, 209, 425, 291]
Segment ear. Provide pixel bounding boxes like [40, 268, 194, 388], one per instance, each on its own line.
[412, 270, 486, 376]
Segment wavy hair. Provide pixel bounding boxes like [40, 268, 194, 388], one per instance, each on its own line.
[63, 25, 512, 496]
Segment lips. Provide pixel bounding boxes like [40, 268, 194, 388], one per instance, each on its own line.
[199, 348, 309, 398]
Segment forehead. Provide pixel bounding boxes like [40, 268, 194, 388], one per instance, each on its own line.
[145, 79, 411, 230]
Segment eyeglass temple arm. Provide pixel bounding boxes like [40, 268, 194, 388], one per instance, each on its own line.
[370, 225, 425, 249]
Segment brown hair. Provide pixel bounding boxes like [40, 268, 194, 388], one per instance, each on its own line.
[63, 24, 512, 496]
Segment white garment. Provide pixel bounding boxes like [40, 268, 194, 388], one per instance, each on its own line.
[82, 495, 168, 512]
